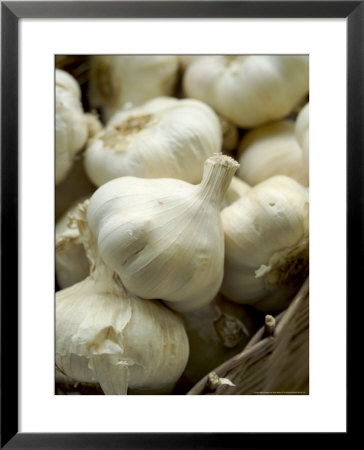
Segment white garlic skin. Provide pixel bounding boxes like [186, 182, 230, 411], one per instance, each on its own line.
[88, 55, 179, 120]
[84, 97, 222, 187]
[295, 102, 309, 184]
[56, 277, 189, 394]
[56, 201, 90, 289]
[181, 294, 258, 384]
[221, 175, 309, 311]
[56, 203, 189, 395]
[237, 121, 307, 186]
[183, 55, 309, 128]
[87, 155, 239, 312]
[56, 69, 88, 185]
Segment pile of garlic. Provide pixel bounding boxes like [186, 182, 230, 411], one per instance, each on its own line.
[55, 55, 309, 395]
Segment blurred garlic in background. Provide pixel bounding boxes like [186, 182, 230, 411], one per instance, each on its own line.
[183, 55, 309, 128]
[237, 121, 308, 187]
[88, 55, 179, 121]
[56, 69, 88, 185]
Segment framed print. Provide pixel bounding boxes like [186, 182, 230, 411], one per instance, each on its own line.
[1, 1, 356, 447]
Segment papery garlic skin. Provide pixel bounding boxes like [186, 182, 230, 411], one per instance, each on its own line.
[56, 69, 88, 185]
[237, 121, 307, 186]
[56, 201, 90, 289]
[84, 97, 222, 186]
[295, 102, 309, 184]
[221, 175, 309, 311]
[87, 155, 239, 312]
[88, 55, 179, 120]
[181, 294, 258, 384]
[56, 203, 189, 394]
[183, 55, 309, 128]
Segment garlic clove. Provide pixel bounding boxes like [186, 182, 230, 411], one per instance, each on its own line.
[88, 55, 179, 121]
[221, 175, 309, 311]
[56, 69, 88, 185]
[237, 120, 307, 187]
[87, 154, 239, 312]
[183, 55, 309, 128]
[56, 202, 189, 394]
[84, 97, 222, 187]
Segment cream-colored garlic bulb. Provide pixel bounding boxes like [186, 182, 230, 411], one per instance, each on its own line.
[56, 202, 189, 395]
[221, 175, 309, 312]
[56, 69, 88, 185]
[88, 55, 179, 121]
[181, 294, 258, 384]
[237, 121, 307, 186]
[87, 154, 239, 312]
[222, 176, 250, 209]
[84, 97, 222, 187]
[56, 200, 90, 289]
[184, 55, 309, 128]
[295, 102, 309, 184]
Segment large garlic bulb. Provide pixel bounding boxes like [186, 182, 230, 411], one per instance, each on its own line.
[56, 200, 90, 289]
[88, 55, 179, 121]
[237, 121, 307, 186]
[56, 202, 189, 395]
[221, 175, 309, 311]
[56, 69, 88, 185]
[87, 154, 239, 312]
[295, 102, 309, 184]
[183, 55, 309, 128]
[181, 294, 258, 384]
[84, 97, 222, 187]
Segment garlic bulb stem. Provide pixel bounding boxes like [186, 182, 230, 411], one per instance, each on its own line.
[198, 155, 240, 206]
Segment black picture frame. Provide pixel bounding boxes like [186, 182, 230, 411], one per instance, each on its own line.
[1, 1, 356, 448]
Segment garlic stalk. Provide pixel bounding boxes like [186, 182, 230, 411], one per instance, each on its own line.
[56, 69, 88, 185]
[56, 199, 90, 289]
[181, 294, 258, 384]
[221, 175, 309, 311]
[84, 97, 222, 187]
[87, 154, 240, 312]
[88, 55, 179, 121]
[237, 121, 308, 186]
[56, 202, 189, 394]
[183, 55, 309, 128]
[295, 102, 309, 184]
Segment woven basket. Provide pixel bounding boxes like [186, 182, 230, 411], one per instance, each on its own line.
[187, 277, 309, 395]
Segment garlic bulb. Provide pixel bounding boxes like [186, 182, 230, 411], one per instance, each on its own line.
[181, 294, 258, 384]
[222, 176, 250, 209]
[221, 175, 309, 311]
[56, 69, 88, 185]
[84, 97, 222, 187]
[237, 121, 307, 186]
[88, 55, 179, 120]
[183, 55, 309, 128]
[56, 200, 90, 289]
[56, 202, 189, 394]
[87, 154, 240, 312]
[295, 102, 309, 184]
